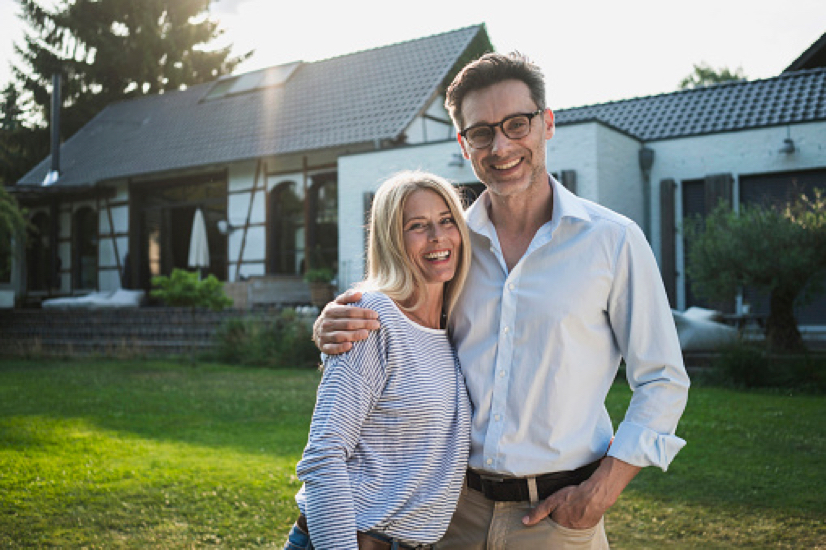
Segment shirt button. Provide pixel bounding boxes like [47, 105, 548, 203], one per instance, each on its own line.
[494, 414, 501, 421]
[486, 458, 493, 465]
[503, 326, 509, 334]
[499, 370, 506, 378]
[508, 283, 515, 291]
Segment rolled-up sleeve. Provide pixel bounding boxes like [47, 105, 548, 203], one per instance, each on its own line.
[607, 223, 690, 471]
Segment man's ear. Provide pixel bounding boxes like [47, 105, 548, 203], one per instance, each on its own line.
[544, 108, 555, 140]
[457, 132, 471, 159]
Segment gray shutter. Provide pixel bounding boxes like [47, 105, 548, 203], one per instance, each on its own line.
[560, 170, 577, 195]
[659, 179, 677, 307]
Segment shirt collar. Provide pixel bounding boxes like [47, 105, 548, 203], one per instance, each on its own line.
[464, 174, 591, 238]
[551, 174, 591, 225]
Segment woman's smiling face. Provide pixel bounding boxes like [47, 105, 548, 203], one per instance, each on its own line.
[402, 189, 462, 287]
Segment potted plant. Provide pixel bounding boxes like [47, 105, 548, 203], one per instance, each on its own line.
[304, 267, 336, 308]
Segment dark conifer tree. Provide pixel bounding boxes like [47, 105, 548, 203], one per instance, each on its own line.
[9, 0, 251, 177]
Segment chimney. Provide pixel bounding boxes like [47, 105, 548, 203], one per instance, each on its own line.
[42, 72, 61, 186]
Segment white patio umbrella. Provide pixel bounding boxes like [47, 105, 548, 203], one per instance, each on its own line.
[188, 208, 210, 278]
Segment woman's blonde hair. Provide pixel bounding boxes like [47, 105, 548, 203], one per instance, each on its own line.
[359, 170, 471, 322]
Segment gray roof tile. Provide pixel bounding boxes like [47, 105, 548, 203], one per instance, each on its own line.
[555, 67, 826, 141]
[19, 25, 487, 187]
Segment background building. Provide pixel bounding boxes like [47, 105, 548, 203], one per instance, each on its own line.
[7, 27, 826, 331]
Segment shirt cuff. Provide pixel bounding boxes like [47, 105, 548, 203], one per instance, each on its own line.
[608, 421, 686, 471]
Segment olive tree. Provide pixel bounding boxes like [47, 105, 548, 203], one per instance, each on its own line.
[686, 190, 826, 352]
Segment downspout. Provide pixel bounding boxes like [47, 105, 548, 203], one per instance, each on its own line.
[302, 155, 311, 271]
[43, 73, 61, 186]
[45, 72, 62, 290]
[638, 146, 655, 240]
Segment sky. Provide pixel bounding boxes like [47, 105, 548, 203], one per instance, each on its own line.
[0, 0, 824, 110]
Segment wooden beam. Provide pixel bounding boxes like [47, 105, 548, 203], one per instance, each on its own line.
[234, 160, 265, 281]
[104, 195, 123, 287]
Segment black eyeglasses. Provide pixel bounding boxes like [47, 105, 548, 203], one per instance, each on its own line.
[460, 110, 543, 149]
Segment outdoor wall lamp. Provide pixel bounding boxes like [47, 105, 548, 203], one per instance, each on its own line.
[779, 126, 796, 155]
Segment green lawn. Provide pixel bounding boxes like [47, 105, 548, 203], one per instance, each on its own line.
[0, 358, 824, 548]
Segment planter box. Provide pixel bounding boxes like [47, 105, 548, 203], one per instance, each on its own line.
[308, 282, 335, 308]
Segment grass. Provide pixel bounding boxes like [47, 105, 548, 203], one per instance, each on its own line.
[0, 359, 318, 548]
[604, 384, 826, 549]
[1, 358, 824, 548]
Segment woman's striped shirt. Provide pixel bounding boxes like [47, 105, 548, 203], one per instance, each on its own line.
[295, 292, 471, 549]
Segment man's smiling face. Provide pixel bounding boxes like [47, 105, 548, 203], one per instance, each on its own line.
[459, 79, 554, 201]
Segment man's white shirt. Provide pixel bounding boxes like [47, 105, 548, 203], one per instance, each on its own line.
[451, 176, 690, 476]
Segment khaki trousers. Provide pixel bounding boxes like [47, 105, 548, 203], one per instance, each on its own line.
[437, 485, 610, 550]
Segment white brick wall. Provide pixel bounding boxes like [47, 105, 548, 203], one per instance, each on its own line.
[337, 141, 476, 290]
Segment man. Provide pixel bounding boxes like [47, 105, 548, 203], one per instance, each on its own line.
[314, 52, 689, 549]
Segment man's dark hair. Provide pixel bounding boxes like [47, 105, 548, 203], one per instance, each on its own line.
[445, 52, 546, 131]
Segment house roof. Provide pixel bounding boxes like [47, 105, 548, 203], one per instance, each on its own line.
[785, 31, 826, 72]
[555, 67, 826, 142]
[17, 25, 491, 187]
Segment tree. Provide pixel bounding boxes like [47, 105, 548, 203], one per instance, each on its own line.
[0, 184, 29, 283]
[678, 63, 746, 90]
[0, 83, 48, 185]
[685, 190, 826, 352]
[1, 84, 23, 132]
[11, 0, 251, 172]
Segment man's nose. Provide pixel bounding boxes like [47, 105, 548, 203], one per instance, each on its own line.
[489, 126, 511, 154]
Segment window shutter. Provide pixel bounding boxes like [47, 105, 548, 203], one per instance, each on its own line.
[560, 170, 577, 195]
[659, 178, 677, 307]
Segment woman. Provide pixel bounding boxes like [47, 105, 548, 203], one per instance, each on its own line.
[284, 171, 472, 550]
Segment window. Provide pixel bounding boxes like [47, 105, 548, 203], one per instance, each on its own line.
[27, 212, 53, 291]
[131, 172, 228, 290]
[268, 181, 305, 275]
[0, 236, 11, 284]
[266, 173, 340, 276]
[73, 207, 98, 289]
[308, 174, 338, 272]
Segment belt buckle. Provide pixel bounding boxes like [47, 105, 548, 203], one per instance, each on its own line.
[479, 473, 506, 483]
[478, 473, 507, 500]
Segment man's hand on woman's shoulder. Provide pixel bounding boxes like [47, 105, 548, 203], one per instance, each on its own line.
[313, 289, 382, 355]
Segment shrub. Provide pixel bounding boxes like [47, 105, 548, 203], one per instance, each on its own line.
[213, 309, 320, 368]
[303, 267, 335, 283]
[714, 341, 826, 392]
[151, 269, 233, 311]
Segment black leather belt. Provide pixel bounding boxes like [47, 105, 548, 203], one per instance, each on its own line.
[466, 460, 601, 502]
[296, 514, 432, 549]
[358, 530, 433, 550]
